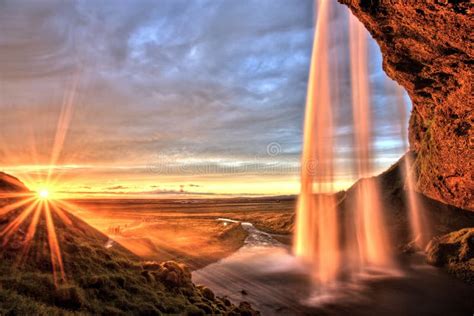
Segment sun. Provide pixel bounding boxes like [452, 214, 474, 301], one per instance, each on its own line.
[38, 189, 50, 200]
[33, 184, 64, 201]
[3, 184, 68, 284]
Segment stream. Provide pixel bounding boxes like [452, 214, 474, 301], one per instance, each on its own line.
[193, 219, 474, 316]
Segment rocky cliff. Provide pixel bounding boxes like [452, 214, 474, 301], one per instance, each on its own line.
[338, 0, 473, 210]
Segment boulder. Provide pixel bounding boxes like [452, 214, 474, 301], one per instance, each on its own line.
[426, 228, 474, 284]
[427, 228, 474, 265]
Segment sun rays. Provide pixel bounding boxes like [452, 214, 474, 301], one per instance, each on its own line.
[0, 69, 84, 286]
[35, 185, 62, 201]
[44, 200, 67, 284]
[0, 181, 97, 286]
[0, 192, 69, 285]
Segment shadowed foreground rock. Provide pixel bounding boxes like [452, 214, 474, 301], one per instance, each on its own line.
[426, 228, 474, 285]
[339, 0, 473, 210]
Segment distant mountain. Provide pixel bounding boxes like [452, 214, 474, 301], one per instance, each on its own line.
[0, 172, 30, 192]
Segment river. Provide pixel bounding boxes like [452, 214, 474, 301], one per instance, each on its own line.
[193, 219, 474, 315]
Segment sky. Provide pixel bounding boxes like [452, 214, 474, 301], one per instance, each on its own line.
[0, 0, 410, 198]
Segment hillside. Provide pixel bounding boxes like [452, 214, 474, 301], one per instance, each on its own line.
[0, 174, 258, 315]
[0, 172, 30, 193]
[342, 153, 474, 249]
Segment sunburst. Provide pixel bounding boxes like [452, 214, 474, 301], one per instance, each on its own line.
[0, 189, 69, 285]
[38, 189, 50, 200]
[0, 70, 84, 286]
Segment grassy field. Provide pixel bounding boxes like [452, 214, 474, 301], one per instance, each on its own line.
[70, 197, 296, 269]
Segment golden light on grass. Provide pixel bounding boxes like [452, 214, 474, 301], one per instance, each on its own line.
[0, 189, 68, 286]
[0, 77, 80, 283]
[44, 200, 66, 284]
[0, 69, 85, 286]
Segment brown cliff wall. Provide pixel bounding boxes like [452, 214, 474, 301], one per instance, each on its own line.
[339, 0, 473, 210]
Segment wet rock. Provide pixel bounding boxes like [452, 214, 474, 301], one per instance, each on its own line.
[220, 296, 232, 307]
[426, 228, 474, 284]
[426, 228, 474, 266]
[400, 239, 422, 254]
[163, 261, 190, 276]
[198, 286, 215, 301]
[237, 301, 260, 316]
[157, 261, 193, 288]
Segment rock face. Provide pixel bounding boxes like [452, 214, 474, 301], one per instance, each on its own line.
[426, 228, 474, 284]
[338, 0, 473, 210]
[426, 228, 474, 266]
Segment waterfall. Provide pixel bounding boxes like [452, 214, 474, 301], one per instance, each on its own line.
[294, 0, 404, 288]
[294, 0, 340, 285]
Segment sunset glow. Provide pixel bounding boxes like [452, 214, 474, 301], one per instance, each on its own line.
[38, 189, 50, 200]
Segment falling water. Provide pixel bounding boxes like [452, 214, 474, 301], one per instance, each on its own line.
[348, 14, 394, 269]
[394, 88, 431, 249]
[294, 0, 340, 286]
[404, 154, 430, 249]
[295, 1, 397, 287]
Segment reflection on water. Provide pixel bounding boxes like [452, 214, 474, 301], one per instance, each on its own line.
[195, 218, 308, 314]
[217, 218, 282, 248]
[193, 219, 474, 316]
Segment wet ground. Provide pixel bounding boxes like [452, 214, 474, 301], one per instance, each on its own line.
[193, 219, 474, 316]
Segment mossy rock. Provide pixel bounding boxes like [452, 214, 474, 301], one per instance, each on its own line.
[427, 228, 474, 284]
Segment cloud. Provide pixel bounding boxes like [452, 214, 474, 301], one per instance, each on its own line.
[105, 185, 129, 190]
